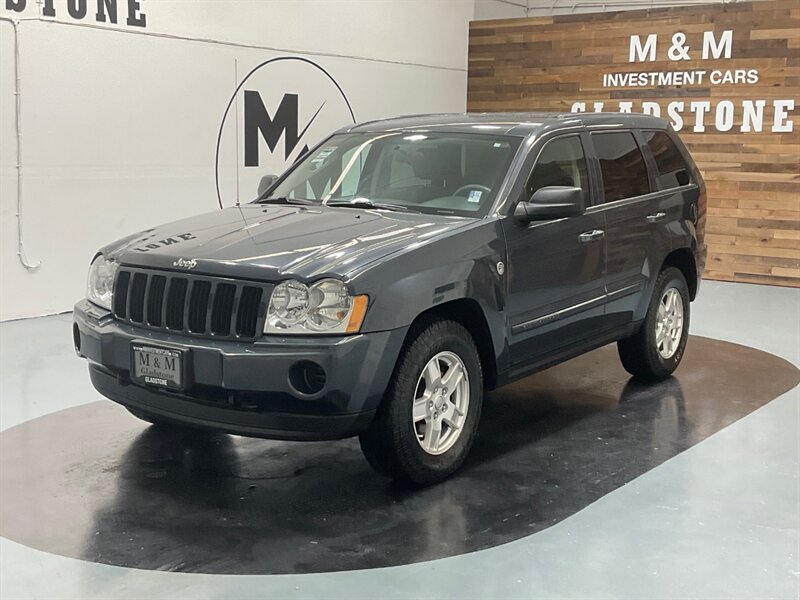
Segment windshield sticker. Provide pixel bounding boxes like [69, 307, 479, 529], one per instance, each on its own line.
[311, 147, 337, 168]
[467, 190, 483, 203]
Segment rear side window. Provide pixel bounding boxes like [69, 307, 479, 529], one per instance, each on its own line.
[592, 132, 650, 202]
[642, 130, 692, 190]
[527, 135, 590, 205]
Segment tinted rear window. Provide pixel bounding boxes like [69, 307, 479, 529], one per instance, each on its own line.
[643, 130, 692, 190]
[592, 132, 650, 202]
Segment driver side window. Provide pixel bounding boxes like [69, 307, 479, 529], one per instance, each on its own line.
[527, 136, 590, 204]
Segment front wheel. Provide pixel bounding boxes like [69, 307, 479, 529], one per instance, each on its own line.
[359, 319, 483, 486]
[617, 267, 690, 382]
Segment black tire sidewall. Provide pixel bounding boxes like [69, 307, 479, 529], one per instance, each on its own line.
[388, 322, 483, 481]
[644, 268, 691, 376]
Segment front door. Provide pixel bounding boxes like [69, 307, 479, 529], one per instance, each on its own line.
[503, 134, 606, 368]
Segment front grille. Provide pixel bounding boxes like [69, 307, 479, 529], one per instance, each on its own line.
[113, 267, 271, 340]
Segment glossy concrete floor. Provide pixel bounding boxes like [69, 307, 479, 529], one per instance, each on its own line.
[1, 281, 798, 599]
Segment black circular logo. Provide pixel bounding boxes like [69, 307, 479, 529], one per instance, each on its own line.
[214, 57, 356, 208]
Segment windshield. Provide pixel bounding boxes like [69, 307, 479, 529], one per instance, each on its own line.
[260, 132, 521, 217]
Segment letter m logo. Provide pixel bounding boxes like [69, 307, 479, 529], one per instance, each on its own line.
[244, 91, 322, 167]
[702, 30, 733, 60]
[629, 34, 657, 63]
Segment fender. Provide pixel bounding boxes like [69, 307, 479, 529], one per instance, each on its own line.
[354, 218, 509, 371]
[635, 240, 699, 323]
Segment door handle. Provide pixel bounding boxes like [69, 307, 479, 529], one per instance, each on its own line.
[578, 229, 605, 243]
[646, 212, 667, 224]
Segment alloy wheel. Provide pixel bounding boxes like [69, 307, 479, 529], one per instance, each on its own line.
[655, 287, 684, 359]
[412, 351, 470, 455]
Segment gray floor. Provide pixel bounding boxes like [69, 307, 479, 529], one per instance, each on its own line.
[1, 280, 798, 599]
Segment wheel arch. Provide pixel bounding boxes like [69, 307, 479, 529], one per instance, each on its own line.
[403, 298, 499, 390]
[662, 247, 698, 300]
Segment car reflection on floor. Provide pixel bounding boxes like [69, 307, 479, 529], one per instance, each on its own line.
[0, 336, 797, 574]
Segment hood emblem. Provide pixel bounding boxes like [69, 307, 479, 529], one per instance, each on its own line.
[173, 258, 197, 270]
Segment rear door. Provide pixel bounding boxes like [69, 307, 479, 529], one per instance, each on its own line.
[587, 130, 658, 330]
[640, 127, 703, 253]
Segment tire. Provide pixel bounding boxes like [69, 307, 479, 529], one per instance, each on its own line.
[617, 266, 690, 382]
[359, 319, 483, 486]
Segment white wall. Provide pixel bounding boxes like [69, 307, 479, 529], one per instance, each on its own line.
[0, 0, 475, 320]
[476, 0, 761, 19]
[474, 0, 527, 19]
[0, 0, 474, 320]
[4, 0, 758, 320]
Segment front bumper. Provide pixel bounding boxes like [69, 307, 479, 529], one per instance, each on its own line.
[73, 300, 407, 440]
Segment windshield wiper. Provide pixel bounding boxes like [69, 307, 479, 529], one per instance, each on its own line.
[256, 196, 314, 205]
[327, 199, 411, 212]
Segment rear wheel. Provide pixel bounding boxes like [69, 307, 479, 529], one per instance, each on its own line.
[617, 267, 690, 381]
[359, 319, 483, 486]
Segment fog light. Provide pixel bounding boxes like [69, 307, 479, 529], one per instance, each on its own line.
[288, 361, 326, 395]
[73, 324, 82, 355]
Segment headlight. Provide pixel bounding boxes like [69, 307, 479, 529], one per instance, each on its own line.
[265, 279, 368, 335]
[86, 255, 118, 310]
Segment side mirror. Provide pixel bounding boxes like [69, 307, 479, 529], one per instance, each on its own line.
[257, 174, 279, 196]
[514, 186, 585, 223]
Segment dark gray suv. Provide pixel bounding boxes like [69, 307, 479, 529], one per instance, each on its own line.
[74, 113, 707, 485]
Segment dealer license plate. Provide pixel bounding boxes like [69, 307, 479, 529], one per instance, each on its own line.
[131, 344, 183, 390]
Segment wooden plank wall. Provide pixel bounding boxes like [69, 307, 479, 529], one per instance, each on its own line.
[468, 0, 800, 287]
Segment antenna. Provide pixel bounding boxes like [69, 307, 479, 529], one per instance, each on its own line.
[234, 58, 241, 207]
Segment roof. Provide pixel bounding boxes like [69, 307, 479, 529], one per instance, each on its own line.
[341, 112, 670, 137]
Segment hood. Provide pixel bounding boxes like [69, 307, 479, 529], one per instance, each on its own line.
[107, 204, 472, 282]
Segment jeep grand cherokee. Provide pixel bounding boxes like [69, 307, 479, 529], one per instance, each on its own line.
[74, 113, 706, 485]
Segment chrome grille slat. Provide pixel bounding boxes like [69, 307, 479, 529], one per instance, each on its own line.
[112, 267, 271, 341]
